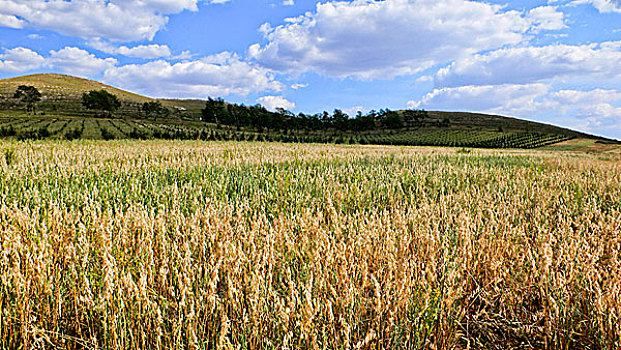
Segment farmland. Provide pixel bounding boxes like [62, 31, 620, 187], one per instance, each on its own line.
[2, 74, 618, 150]
[1, 140, 620, 349]
[0, 114, 576, 148]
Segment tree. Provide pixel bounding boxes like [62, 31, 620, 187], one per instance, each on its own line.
[142, 101, 169, 119]
[383, 111, 404, 129]
[201, 97, 226, 126]
[82, 90, 121, 116]
[332, 109, 349, 130]
[13, 85, 42, 114]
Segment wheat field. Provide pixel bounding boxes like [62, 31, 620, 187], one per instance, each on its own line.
[0, 140, 620, 349]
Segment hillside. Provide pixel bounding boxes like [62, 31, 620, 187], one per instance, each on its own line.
[0, 73, 618, 148]
[0, 73, 204, 116]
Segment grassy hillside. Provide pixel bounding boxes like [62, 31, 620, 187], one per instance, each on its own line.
[0, 73, 204, 116]
[1, 73, 618, 148]
[0, 73, 151, 102]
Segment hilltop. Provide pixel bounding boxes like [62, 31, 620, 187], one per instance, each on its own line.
[0, 73, 618, 149]
[0, 73, 204, 116]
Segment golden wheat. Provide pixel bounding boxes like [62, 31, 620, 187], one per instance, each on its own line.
[0, 140, 620, 349]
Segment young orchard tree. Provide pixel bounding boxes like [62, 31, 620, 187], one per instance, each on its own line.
[13, 85, 42, 114]
[82, 90, 121, 117]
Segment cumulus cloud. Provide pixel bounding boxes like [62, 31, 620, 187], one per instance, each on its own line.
[0, 46, 117, 76]
[571, 0, 621, 13]
[48, 47, 118, 76]
[0, 47, 46, 72]
[409, 84, 621, 136]
[0, 12, 24, 28]
[103, 52, 283, 98]
[343, 106, 368, 116]
[257, 95, 296, 111]
[249, 0, 536, 79]
[527, 6, 567, 31]
[434, 42, 621, 88]
[0, 0, 200, 42]
[409, 84, 550, 114]
[89, 40, 171, 59]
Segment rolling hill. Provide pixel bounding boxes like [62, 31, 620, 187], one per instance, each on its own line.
[0, 73, 618, 149]
[0, 73, 205, 116]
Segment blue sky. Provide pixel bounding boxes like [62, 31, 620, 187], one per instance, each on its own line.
[1, 0, 620, 138]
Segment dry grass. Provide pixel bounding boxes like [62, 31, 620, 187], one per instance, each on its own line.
[0, 73, 153, 103]
[0, 140, 620, 349]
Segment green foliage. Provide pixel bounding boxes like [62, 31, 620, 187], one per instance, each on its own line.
[141, 101, 170, 118]
[82, 90, 121, 115]
[101, 128, 116, 140]
[13, 85, 42, 114]
[383, 111, 405, 129]
[17, 127, 51, 140]
[64, 128, 83, 141]
[0, 125, 16, 137]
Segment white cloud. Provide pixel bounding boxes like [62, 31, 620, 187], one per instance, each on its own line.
[409, 84, 621, 137]
[103, 52, 283, 98]
[0, 46, 117, 75]
[249, 0, 534, 79]
[434, 42, 621, 88]
[257, 95, 296, 111]
[409, 84, 550, 114]
[0, 47, 46, 72]
[0, 0, 200, 42]
[0, 13, 25, 28]
[89, 40, 171, 59]
[571, 0, 621, 13]
[282, 0, 295, 5]
[343, 106, 368, 116]
[48, 47, 118, 76]
[291, 83, 308, 89]
[527, 6, 566, 31]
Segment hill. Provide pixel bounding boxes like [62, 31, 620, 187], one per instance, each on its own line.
[0, 73, 204, 116]
[0, 73, 618, 149]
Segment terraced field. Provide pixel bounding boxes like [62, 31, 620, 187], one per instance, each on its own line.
[0, 115, 577, 149]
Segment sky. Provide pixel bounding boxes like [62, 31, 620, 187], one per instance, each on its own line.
[0, 0, 620, 139]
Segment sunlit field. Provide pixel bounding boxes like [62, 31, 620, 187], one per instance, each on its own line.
[1, 140, 620, 349]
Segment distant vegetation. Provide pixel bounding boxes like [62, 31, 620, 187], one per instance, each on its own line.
[12, 85, 41, 114]
[0, 73, 617, 148]
[81, 89, 121, 116]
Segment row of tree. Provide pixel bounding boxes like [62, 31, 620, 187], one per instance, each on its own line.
[201, 97, 435, 132]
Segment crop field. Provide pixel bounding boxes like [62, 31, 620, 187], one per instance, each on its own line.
[0, 140, 620, 349]
[0, 114, 575, 149]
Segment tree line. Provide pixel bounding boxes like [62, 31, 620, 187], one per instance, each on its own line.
[9, 85, 443, 132]
[201, 97, 437, 132]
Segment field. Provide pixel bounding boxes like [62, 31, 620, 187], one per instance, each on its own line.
[1, 140, 620, 349]
[0, 113, 578, 149]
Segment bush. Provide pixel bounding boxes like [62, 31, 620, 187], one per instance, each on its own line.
[101, 128, 116, 140]
[65, 128, 83, 141]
